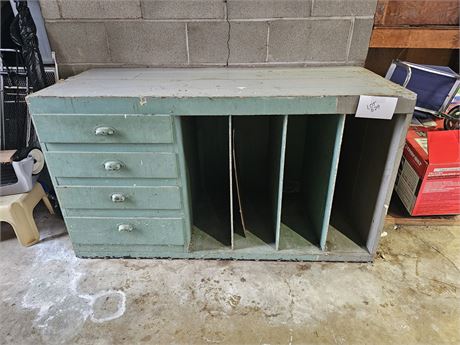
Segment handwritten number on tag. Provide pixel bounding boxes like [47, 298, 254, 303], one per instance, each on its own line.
[356, 95, 398, 120]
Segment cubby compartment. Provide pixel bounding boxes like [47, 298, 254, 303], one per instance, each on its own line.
[182, 115, 286, 253]
[279, 115, 345, 251]
[331, 115, 402, 253]
[231, 116, 286, 250]
[181, 113, 407, 259]
[181, 116, 232, 249]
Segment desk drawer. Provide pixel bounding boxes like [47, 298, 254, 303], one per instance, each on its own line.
[57, 186, 182, 210]
[46, 152, 178, 178]
[66, 217, 185, 246]
[33, 114, 173, 143]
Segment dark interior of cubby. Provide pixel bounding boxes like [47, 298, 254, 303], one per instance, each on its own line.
[182, 116, 285, 250]
[280, 115, 342, 250]
[232, 116, 284, 248]
[181, 114, 395, 256]
[181, 116, 231, 247]
[331, 115, 398, 250]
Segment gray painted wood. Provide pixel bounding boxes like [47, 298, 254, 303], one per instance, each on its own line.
[45, 143, 176, 153]
[65, 209, 184, 218]
[33, 114, 173, 143]
[229, 116, 234, 250]
[172, 116, 192, 247]
[281, 115, 344, 250]
[66, 217, 185, 246]
[27, 67, 416, 261]
[366, 113, 412, 254]
[330, 115, 410, 250]
[274, 115, 288, 250]
[45, 152, 178, 178]
[232, 116, 285, 247]
[319, 115, 345, 250]
[27, 67, 416, 115]
[56, 186, 182, 210]
[29, 67, 415, 104]
[269, 116, 285, 249]
[55, 177, 179, 187]
[346, 117, 396, 246]
[180, 116, 232, 247]
[73, 224, 372, 261]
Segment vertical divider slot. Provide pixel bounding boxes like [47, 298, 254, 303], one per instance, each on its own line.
[280, 114, 345, 251]
[330, 115, 401, 253]
[181, 116, 232, 250]
[229, 116, 234, 249]
[232, 116, 285, 249]
[275, 115, 288, 250]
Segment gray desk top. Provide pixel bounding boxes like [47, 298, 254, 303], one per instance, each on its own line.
[28, 67, 416, 115]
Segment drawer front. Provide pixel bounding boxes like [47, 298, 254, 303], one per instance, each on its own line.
[66, 217, 185, 246]
[46, 152, 178, 178]
[57, 186, 182, 210]
[33, 114, 173, 143]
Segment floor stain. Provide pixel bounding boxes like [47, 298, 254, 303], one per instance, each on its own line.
[0, 208, 459, 345]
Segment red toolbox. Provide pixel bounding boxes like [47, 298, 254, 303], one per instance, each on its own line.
[395, 128, 460, 216]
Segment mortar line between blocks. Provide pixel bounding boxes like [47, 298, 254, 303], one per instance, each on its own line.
[185, 23, 190, 65]
[346, 17, 356, 62]
[138, 0, 144, 19]
[265, 23, 270, 63]
[226, 61, 361, 67]
[224, 0, 231, 66]
[103, 22, 112, 63]
[57, 61, 363, 68]
[45, 16, 375, 23]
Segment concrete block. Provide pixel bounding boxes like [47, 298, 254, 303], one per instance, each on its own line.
[106, 22, 187, 65]
[39, 0, 60, 19]
[268, 19, 351, 62]
[141, 0, 225, 19]
[188, 22, 229, 64]
[312, 0, 377, 17]
[229, 22, 268, 63]
[59, 0, 141, 19]
[348, 18, 373, 63]
[45, 22, 110, 63]
[228, 0, 311, 19]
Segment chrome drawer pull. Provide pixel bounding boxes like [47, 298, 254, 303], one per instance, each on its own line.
[111, 193, 126, 203]
[95, 126, 115, 136]
[104, 160, 123, 171]
[118, 224, 134, 232]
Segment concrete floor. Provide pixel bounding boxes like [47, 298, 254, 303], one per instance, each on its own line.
[0, 205, 459, 345]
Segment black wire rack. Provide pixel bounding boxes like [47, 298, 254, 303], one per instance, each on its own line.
[0, 48, 57, 150]
[0, 48, 31, 150]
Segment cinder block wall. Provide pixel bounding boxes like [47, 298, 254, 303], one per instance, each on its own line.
[39, 0, 377, 77]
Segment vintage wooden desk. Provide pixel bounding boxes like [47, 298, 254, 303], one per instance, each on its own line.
[27, 67, 416, 261]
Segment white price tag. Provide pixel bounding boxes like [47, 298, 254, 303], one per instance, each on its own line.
[355, 95, 398, 120]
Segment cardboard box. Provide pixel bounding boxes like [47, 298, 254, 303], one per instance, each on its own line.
[395, 129, 460, 216]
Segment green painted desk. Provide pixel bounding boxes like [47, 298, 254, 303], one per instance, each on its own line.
[27, 67, 416, 261]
